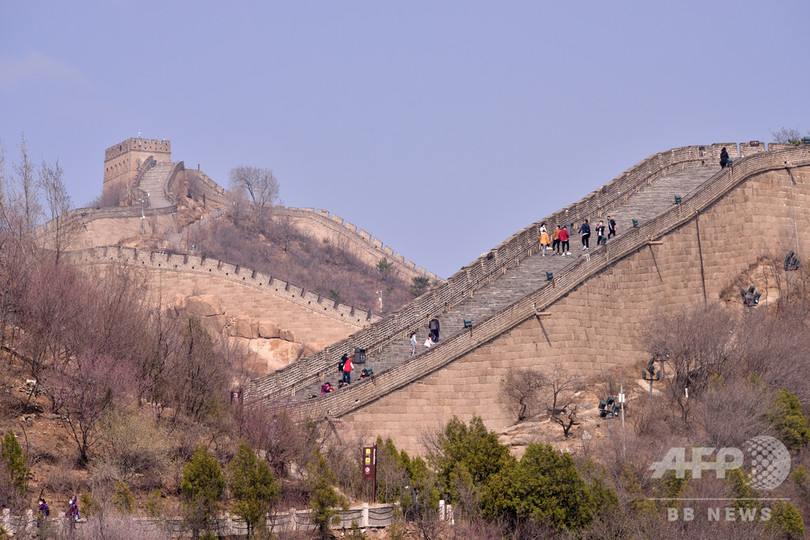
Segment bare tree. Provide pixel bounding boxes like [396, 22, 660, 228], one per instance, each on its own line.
[229, 166, 279, 211]
[770, 126, 806, 145]
[49, 350, 136, 464]
[501, 368, 546, 421]
[38, 159, 79, 262]
[543, 367, 584, 437]
[12, 135, 42, 235]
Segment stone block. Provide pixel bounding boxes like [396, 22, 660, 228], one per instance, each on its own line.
[234, 316, 253, 338]
[279, 329, 296, 342]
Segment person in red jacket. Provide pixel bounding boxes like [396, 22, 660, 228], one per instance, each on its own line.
[342, 353, 353, 384]
[559, 226, 571, 256]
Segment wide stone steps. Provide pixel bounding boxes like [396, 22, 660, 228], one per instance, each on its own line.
[138, 162, 175, 208]
[295, 164, 720, 400]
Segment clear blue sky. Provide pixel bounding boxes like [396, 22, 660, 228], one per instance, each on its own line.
[1, 1, 808, 279]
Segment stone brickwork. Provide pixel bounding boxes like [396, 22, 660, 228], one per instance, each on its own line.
[290, 146, 810, 455]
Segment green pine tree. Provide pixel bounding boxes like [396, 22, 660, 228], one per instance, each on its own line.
[1, 430, 28, 499]
[228, 441, 280, 537]
[182, 445, 225, 538]
[307, 448, 348, 538]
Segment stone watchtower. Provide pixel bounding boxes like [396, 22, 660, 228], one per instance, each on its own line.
[103, 137, 171, 204]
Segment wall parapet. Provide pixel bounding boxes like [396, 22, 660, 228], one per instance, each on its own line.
[104, 137, 171, 162]
[247, 142, 798, 403]
[31, 204, 177, 241]
[289, 147, 810, 419]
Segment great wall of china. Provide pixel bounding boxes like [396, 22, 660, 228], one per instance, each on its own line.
[246, 142, 810, 454]
[35, 138, 810, 454]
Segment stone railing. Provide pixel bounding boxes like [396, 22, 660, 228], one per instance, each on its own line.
[66, 246, 376, 326]
[292, 147, 810, 419]
[0, 503, 407, 536]
[132, 155, 157, 205]
[247, 143, 744, 403]
[163, 161, 185, 206]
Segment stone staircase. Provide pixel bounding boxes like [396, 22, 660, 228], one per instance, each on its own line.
[295, 164, 719, 400]
[138, 162, 175, 208]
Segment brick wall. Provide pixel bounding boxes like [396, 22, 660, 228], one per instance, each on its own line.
[67, 247, 373, 344]
[298, 148, 810, 455]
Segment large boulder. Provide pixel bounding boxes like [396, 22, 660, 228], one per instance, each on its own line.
[186, 294, 224, 317]
[248, 339, 304, 374]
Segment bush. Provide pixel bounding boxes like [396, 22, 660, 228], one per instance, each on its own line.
[146, 488, 167, 518]
[768, 500, 805, 539]
[768, 389, 810, 453]
[113, 480, 135, 514]
[99, 410, 173, 488]
[481, 443, 596, 531]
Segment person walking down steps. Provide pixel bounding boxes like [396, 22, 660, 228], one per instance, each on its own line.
[429, 317, 440, 342]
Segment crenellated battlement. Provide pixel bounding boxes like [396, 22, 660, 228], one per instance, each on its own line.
[104, 137, 171, 162]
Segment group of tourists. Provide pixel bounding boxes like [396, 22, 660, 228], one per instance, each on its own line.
[538, 217, 617, 256]
[35, 496, 80, 528]
[308, 352, 374, 398]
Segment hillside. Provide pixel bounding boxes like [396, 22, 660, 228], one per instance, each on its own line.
[5, 139, 810, 539]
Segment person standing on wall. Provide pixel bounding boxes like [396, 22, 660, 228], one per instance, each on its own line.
[720, 147, 730, 168]
[410, 332, 417, 356]
[342, 353, 353, 384]
[559, 225, 570, 256]
[596, 220, 606, 245]
[539, 226, 551, 256]
[578, 219, 591, 250]
[551, 225, 561, 255]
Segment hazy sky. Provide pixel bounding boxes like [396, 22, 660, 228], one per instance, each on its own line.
[1, 1, 808, 278]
